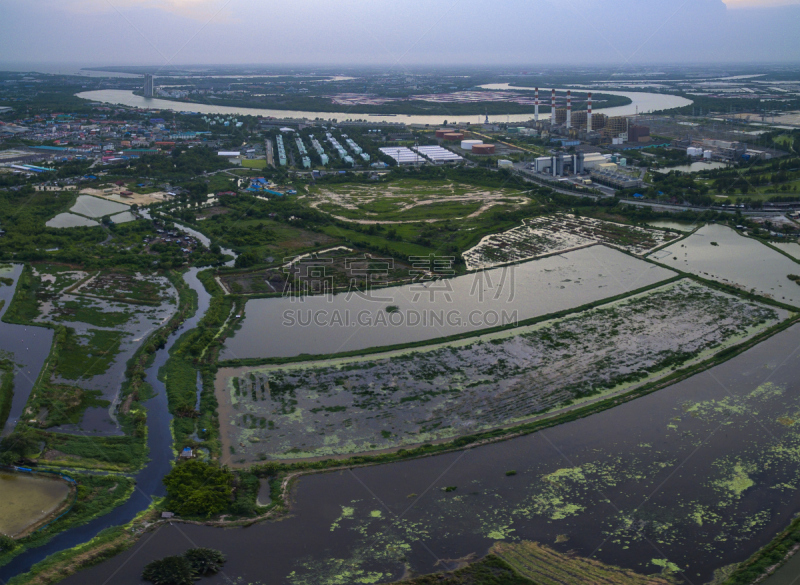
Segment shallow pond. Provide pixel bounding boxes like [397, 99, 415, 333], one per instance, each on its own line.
[646, 220, 700, 232]
[221, 245, 676, 360]
[45, 213, 100, 229]
[0, 472, 71, 537]
[109, 211, 137, 224]
[61, 322, 800, 585]
[650, 224, 800, 307]
[0, 265, 55, 437]
[69, 195, 128, 219]
[655, 162, 728, 174]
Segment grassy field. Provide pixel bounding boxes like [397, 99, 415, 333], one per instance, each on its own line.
[54, 328, 124, 381]
[241, 159, 268, 169]
[491, 541, 672, 584]
[308, 179, 533, 224]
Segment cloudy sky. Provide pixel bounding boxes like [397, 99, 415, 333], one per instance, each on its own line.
[1, 0, 798, 67]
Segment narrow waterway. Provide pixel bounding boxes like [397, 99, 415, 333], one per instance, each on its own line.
[0, 268, 212, 580]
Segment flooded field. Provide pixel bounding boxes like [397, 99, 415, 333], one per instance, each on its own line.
[655, 162, 728, 174]
[0, 472, 71, 537]
[463, 214, 679, 270]
[0, 265, 55, 437]
[221, 245, 677, 360]
[109, 211, 137, 224]
[649, 224, 800, 307]
[773, 241, 800, 261]
[217, 279, 784, 463]
[65, 322, 800, 585]
[45, 213, 100, 229]
[69, 195, 128, 218]
[29, 267, 178, 435]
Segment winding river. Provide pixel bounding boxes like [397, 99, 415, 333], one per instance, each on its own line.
[75, 88, 691, 124]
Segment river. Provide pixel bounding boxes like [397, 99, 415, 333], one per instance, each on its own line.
[55, 320, 800, 585]
[75, 88, 692, 124]
[477, 83, 693, 117]
[0, 268, 212, 580]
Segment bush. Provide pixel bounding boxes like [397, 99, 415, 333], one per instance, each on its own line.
[162, 460, 233, 517]
[142, 556, 195, 585]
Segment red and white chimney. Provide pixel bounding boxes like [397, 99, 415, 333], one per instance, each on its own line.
[587, 92, 593, 132]
[535, 87, 539, 123]
[551, 89, 556, 127]
[566, 90, 572, 129]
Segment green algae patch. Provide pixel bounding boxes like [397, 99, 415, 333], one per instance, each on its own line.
[543, 467, 586, 485]
[714, 462, 755, 501]
[651, 558, 681, 575]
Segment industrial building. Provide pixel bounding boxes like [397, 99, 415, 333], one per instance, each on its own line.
[413, 145, 463, 164]
[701, 139, 747, 161]
[143, 74, 154, 98]
[589, 168, 643, 189]
[533, 152, 585, 176]
[379, 146, 425, 165]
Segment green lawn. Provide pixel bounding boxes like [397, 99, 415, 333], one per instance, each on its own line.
[242, 159, 267, 169]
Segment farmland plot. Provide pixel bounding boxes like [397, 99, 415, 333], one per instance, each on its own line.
[217, 280, 784, 463]
[463, 214, 680, 270]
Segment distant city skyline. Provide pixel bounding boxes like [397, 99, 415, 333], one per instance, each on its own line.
[2, 0, 799, 66]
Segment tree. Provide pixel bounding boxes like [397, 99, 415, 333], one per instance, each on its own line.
[0, 431, 40, 465]
[142, 556, 194, 585]
[162, 460, 233, 517]
[183, 548, 227, 576]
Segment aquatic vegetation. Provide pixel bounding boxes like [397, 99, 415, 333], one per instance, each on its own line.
[217, 280, 782, 462]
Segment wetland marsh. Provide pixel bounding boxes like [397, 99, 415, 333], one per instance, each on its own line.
[217, 279, 785, 463]
[65, 321, 800, 585]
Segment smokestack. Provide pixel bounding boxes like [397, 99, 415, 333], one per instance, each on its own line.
[587, 92, 592, 132]
[535, 87, 539, 123]
[566, 91, 572, 129]
[551, 89, 556, 127]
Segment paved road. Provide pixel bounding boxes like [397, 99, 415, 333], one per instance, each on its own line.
[512, 167, 788, 217]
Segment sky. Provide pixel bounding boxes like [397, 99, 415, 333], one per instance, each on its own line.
[1, 0, 799, 67]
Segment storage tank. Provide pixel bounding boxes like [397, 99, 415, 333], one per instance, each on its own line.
[443, 132, 464, 141]
[461, 139, 483, 150]
[703, 150, 713, 159]
[472, 144, 496, 155]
